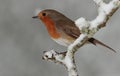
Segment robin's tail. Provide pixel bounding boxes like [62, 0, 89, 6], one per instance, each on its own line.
[88, 38, 116, 53]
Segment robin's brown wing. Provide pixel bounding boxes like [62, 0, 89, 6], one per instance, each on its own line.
[55, 19, 81, 39]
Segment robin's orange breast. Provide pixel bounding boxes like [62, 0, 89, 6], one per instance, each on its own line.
[41, 16, 60, 39]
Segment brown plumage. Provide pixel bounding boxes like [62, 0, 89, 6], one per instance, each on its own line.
[32, 9, 116, 53]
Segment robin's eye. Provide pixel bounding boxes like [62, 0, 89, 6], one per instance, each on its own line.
[42, 13, 46, 16]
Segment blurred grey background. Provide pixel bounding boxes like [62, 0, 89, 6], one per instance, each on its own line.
[0, 0, 120, 76]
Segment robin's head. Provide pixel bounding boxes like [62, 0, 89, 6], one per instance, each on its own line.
[32, 9, 67, 22]
[32, 9, 65, 38]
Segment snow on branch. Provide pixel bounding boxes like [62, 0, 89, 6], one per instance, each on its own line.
[42, 0, 120, 76]
[43, 50, 78, 76]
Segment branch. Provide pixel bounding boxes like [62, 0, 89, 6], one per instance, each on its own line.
[43, 50, 78, 76]
[42, 0, 120, 76]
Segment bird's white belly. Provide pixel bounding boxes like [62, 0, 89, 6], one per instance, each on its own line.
[52, 38, 73, 47]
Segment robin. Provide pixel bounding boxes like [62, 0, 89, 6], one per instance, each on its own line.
[32, 9, 116, 53]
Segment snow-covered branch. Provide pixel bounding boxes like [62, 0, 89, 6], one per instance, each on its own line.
[43, 0, 120, 76]
[43, 50, 78, 76]
[73, 0, 120, 51]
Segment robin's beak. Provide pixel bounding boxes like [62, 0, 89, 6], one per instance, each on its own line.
[32, 16, 38, 19]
